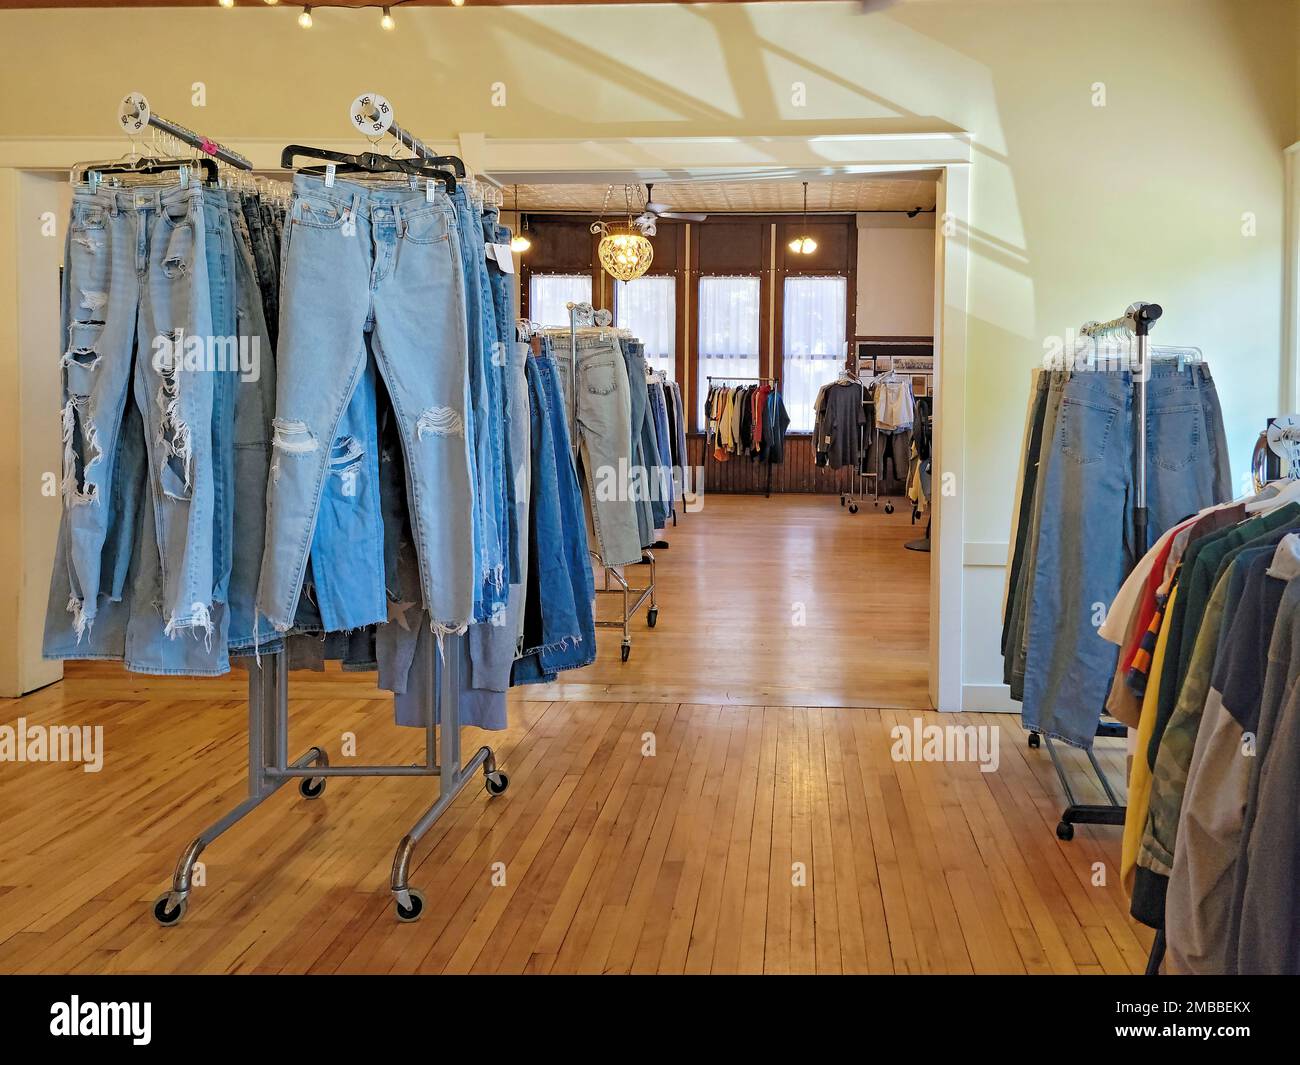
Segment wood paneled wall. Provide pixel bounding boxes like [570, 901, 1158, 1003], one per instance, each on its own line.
[688, 433, 876, 495]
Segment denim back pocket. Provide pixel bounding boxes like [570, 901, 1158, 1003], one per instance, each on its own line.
[1147, 403, 1203, 471]
[582, 359, 619, 396]
[1058, 397, 1118, 466]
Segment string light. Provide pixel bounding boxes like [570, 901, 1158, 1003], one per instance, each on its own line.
[451, 0, 466, 6]
[217, 0, 235, 8]
[380, 5, 395, 29]
[262, 0, 278, 6]
[298, 5, 313, 27]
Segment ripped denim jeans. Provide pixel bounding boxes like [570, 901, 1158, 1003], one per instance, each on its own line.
[257, 175, 476, 637]
[47, 182, 218, 645]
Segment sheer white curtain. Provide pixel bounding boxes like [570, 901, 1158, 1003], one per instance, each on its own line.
[528, 273, 593, 328]
[614, 277, 676, 379]
[782, 275, 847, 433]
[697, 275, 761, 425]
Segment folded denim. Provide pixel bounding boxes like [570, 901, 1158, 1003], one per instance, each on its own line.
[258, 175, 476, 639]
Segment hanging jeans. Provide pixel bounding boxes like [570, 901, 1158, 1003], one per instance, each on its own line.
[1020, 363, 1232, 748]
[46, 181, 220, 647]
[258, 175, 475, 638]
[620, 339, 657, 549]
[558, 335, 642, 567]
[647, 378, 674, 527]
[513, 349, 597, 683]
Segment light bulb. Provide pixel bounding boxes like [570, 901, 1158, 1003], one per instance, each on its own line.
[218, 0, 235, 8]
[788, 237, 803, 254]
[802, 237, 817, 254]
[510, 234, 531, 253]
[451, 0, 466, 6]
[263, 0, 278, 5]
[298, 5, 312, 27]
[381, 6, 395, 29]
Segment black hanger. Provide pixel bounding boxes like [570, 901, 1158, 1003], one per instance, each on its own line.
[82, 156, 219, 185]
[280, 144, 458, 194]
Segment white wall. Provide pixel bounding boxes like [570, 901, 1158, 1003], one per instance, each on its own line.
[856, 213, 937, 336]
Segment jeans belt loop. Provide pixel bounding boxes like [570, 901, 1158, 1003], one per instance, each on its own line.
[347, 191, 361, 226]
[392, 201, 404, 238]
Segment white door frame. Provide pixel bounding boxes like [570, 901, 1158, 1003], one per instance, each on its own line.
[0, 130, 973, 709]
[463, 131, 972, 712]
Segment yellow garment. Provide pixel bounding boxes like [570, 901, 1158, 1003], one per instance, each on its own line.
[1122, 583, 1179, 897]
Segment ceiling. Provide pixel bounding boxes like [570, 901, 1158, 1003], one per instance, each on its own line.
[506, 175, 938, 215]
[2, 0, 811, 6]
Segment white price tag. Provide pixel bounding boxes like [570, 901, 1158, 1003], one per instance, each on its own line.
[425, 179, 435, 203]
[325, 163, 336, 188]
[493, 243, 515, 273]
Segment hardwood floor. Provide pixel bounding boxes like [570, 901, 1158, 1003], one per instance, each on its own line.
[0, 494, 1149, 973]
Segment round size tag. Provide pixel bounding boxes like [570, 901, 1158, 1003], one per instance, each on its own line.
[118, 92, 151, 136]
[350, 93, 394, 137]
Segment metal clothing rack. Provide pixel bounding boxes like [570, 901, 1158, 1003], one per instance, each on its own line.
[562, 302, 658, 663]
[116, 91, 254, 171]
[150, 99, 505, 926]
[704, 374, 777, 499]
[1027, 301, 1164, 843]
[152, 634, 506, 926]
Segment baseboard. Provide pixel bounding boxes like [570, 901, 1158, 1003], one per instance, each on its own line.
[961, 682, 1019, 713]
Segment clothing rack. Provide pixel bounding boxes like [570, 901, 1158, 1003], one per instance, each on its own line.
[1028, 301, 1163, 843]
[151, 106, 505, 927]
[117, 91, 253, 171]
[564, 301, 658, 663]
[705, 374, 777, 498]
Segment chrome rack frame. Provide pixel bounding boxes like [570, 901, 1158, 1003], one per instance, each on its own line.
[1027, 302, 1164, 848]
[565, 301, 658, 662]
[151, 632, 508, 927]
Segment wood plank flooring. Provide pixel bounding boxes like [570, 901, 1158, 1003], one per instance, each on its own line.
[0, 494, 1149, 973]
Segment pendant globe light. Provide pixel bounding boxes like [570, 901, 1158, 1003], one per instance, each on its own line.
[788, 181, 818, 255]
[508, 185, 531, 254]
[592, 185, 654, 282]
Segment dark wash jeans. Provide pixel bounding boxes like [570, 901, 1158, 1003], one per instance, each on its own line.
[1019, 363, 1232, 749]
[513, 350, 596, 684]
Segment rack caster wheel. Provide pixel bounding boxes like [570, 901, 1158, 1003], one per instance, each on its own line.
[299, 776, 326, 799]
[884, 502, 895, 514]
[1027, 732, 1041, 749]
[485, 770, 510, 796]
[848, 503, 859, 514]
[1056, 821, 1075, 842]
[840, 495, 846, 507]
[395, 889, 426, 923]
[621, 642, 631, 662]
[647, 608, 658, 628]
[152, 893, 188, 927]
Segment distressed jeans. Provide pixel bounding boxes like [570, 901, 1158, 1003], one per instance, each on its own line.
[258, 175, 475, 637]
[50, 182, 218, 644]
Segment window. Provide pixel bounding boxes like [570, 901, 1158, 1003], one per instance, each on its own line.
[782, 276, 847, 433]
[614, 276, 676, 380]
[697, 275, 761, 425]
[528, 273, 593, 328]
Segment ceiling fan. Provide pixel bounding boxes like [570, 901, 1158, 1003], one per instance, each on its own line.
[632, 183, 707, 236]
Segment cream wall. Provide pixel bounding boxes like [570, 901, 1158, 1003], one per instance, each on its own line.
[856, 214, 937, 337]
[0, 0, 1296, 704]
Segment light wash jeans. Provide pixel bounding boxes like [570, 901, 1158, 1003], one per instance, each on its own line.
[559, 335, 642, 567]
[1021, 363, 1232, 748]
[258, 175, 475, 638]
[48, 181, 219, 645]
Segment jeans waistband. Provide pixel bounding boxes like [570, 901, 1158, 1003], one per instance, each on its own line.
[291, 173, 455, 220]
[74, 181, 211, 215]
